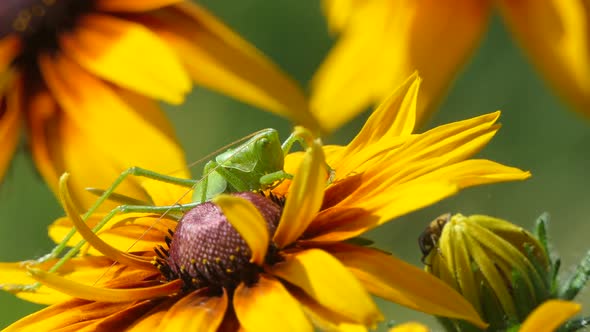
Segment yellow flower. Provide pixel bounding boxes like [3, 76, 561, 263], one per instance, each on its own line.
[312, 0, 590, 131]
[0, 0, 312, 209]
[1, 75, 530, 330]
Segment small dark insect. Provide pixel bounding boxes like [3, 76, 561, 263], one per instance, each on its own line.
[418, 213, 451, 264]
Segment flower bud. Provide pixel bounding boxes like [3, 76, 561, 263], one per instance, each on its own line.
[422, 213, 552, 331]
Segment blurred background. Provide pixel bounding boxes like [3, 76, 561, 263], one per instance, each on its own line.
[0, 1, 589, 330]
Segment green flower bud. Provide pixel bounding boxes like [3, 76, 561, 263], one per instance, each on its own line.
[422, 213, 552, 331]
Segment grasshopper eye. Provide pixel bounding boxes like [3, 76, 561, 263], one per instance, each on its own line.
[259, 138, 270, 146]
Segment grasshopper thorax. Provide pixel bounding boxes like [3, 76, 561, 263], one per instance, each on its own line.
[156, 192, 282, 290]
[216, 129, 284, 187]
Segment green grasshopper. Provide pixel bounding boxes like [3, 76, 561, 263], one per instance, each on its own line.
[26, 127, 313, 287]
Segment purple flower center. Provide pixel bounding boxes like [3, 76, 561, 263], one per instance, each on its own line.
[156, 192, 282, 290]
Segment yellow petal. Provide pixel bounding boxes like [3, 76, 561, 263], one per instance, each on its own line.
[37, 53, 188, 210]
[273, 139, 327, 248]
[321, 0, 364, 34]
[343, 73, 419, 157]
[308, 182, 457, 242]
[0, 72, 21, 181]
[48, 213, 175, 254]
[141, 3, 320, 131]
[0, 256, 116, 305]
[519, 300, 581, 332]
[327, 243, 487, 328]
[140, 177, 193, 207]
[389, 322, 430, 332]
[212, 194, 269, 265]
[234, 275, 312, 332]
[499, 0, 590, 117]
[96, 0, 183, 12]
[332, 109, 502, 182]
[292, 289, 369, 332]
[127, 302, 170, 331]
[308, 111, 531, 241]
[3, 299, 134, 332]
[59, 13, 190, 104]
[417, 159, 531, 190]
[270, 249, 382, 325]
[0, 35, 20, 71]
[159, 288, 227, 332]
[58, 173, 157, 271]
[28, 268, 182, 303]
[311, 0, 491, 129]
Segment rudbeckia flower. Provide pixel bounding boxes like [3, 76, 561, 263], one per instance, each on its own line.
[0, 0, 311, 209]
[0, 75, 531, 330]
[312, 0, 590, 131]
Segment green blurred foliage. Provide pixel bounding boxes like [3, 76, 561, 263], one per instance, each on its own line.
[0, 1, 589, 330]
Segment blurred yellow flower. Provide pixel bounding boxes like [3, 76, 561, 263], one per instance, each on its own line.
[0, 0, 312, 209]
[312, 0, 590, 131]
[0, 75, 532, 330]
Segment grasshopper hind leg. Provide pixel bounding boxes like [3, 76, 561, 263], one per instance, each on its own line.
[36, 166, 197, 265]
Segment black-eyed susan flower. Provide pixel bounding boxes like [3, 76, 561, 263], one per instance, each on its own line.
[0, 0, 312, 209]
[311, 0, 590, 131]
[423, 213, 590, 331]
[1, 75, 531, 330]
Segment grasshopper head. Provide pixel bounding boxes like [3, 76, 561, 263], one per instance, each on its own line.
[252, 128, 284, 172]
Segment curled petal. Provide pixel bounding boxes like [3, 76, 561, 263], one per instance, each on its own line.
[212, 195, 269, 265]
[28, 268, 182, 303]
[48, 213, 175, 255]
[58, 173, 156, 271]
[273, 140, 326, 248]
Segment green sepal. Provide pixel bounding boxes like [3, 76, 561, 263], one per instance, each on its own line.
[534, 213, 550, 259]
[479, 281, 509, 331]
[551, 258, 562, 296]
[560, 250, 590, 300]
[511, 269, 535, 321]
[523, 243, 552, 300]
[559, 316, 590, 332]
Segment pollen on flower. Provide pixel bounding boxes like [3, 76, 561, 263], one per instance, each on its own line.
[154, 192, 283, 291]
